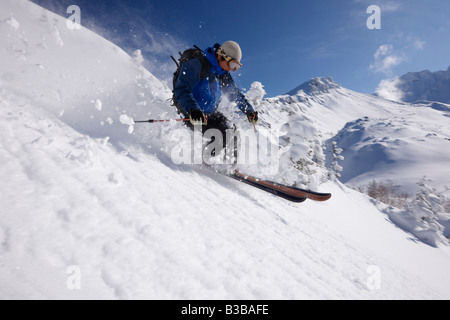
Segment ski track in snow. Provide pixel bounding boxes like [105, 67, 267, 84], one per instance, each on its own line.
[1, 0, 450, 300]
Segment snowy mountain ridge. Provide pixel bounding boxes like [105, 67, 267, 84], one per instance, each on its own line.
[285, 77, 341, 96]
[269, 75, 450, 195]
[376, 66, 450, 104]
[1, 0, 450, 300]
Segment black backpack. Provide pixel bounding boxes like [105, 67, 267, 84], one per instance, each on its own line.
[171, 45, 209, 110]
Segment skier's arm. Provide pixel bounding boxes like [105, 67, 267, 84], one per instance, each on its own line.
[221, 73, 255, 114]
[174, 59, 203, 114]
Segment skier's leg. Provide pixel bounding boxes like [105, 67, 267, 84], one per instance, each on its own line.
[203, 113, 238, 163]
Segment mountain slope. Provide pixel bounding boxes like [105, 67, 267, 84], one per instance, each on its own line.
[1, 0, 450, 300]
[377, 67, 450, 104]
[264, 77, 450, 195]
[2, 87, 450, 300]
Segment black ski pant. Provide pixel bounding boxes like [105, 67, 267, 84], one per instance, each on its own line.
[176, 107, 237, 159]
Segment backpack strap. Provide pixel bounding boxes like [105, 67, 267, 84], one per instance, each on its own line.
[193, 45, 209, 79]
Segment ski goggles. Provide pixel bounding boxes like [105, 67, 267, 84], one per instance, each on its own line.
[217, 48, 242, 71]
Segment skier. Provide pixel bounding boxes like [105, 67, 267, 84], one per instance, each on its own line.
[173, 41, 258, 151]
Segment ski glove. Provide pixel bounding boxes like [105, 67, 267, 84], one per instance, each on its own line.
[189, 109, 207, 126]
[246, 111, 258, 125]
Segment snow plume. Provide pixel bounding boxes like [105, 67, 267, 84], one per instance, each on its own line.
[375, 77, 405, 101]
[245, 81, 267, 105]
[2, 0, 173, 149]
[29, 0, 186, 83]
[126, 28, 187, 84]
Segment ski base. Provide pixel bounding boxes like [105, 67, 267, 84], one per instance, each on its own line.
[227, 172, 307, 203]
[228, 171, 331, 203]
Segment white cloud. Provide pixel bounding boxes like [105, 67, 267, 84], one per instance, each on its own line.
[375, 77, 405, 101]
[369, 44, 405, 75]
[381, 2, 401, 13]
[353, 0, 402, 13]
[413, 39, 426, 50]
[374, 44, 393, 59]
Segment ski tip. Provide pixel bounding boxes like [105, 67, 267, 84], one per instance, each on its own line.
[317, 194, 332, 201]
[306, 193, 332, 201]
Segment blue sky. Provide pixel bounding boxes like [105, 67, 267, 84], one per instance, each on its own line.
[31, 0, 450, 97]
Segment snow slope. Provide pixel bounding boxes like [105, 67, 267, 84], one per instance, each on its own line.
[1, 0, 450, 300]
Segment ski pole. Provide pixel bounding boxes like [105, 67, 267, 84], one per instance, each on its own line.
[134, 118, 190, 124]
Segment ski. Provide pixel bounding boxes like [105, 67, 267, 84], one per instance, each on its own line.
[227, 171, 307, 203]
[228, 170, 331, 202]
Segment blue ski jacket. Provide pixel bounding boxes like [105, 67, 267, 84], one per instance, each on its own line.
[174, 44, 254, 116]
